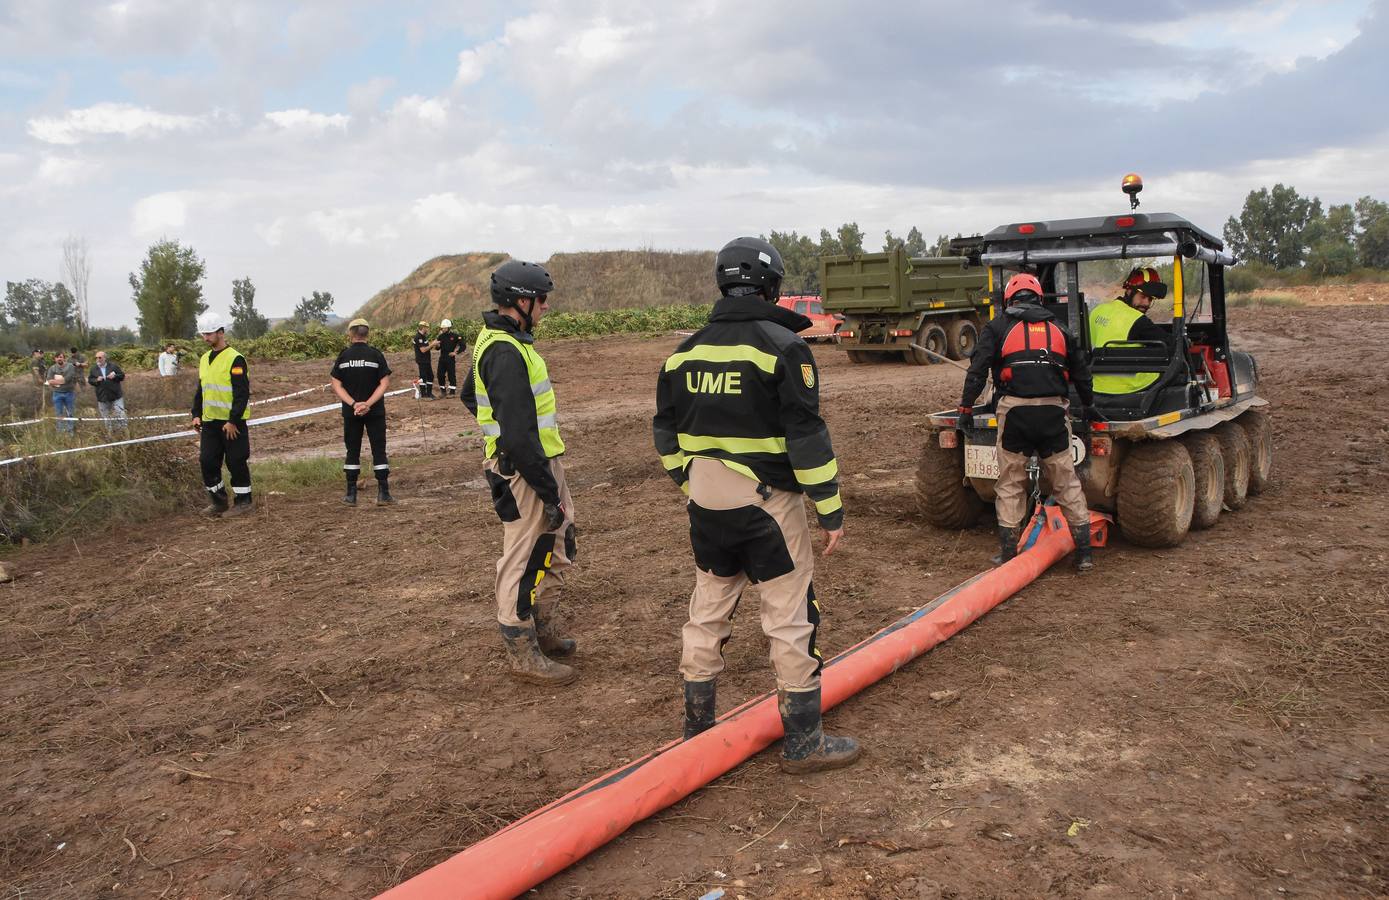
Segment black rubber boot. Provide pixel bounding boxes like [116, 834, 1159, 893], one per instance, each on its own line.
[201, 491, 229, 518]
[532, 600, 575, 657]
[498, 623, 576, 686]
[990, 525, 1020, 565]
[683, 679, 717, 739]
[778, 687, 861, 774]
[224, 495, 254, 517]
[1071, 524, 1094, 573]
[342, 479, 358, 506]
[375, 477, 395, 505]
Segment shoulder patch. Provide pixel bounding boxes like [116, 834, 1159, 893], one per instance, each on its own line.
[801, 363, 815, 389]
[231, 366, 244, 375]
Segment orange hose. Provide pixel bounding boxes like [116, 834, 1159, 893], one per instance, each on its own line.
[380, 504, 1108, 900]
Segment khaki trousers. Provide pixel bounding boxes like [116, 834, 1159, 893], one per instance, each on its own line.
[680, 458, 822, 692]
[994, 395, 1089, 529]
[484, 456, 576, 627]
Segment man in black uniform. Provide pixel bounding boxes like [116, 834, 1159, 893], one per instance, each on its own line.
[958, 273, 1098, 571]
[330, 318, 394, 506]
[191, 311, 253, 517]
[412, 321, 437, 399]
[435, 318, 465, 397]
[654, 236, 858, 774]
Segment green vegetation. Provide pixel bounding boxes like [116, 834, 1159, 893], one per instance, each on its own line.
[250, 456, 342, 494]
[130, 239, 209, 342]
[1227, 292, 1305, 309]
[1224, 186, 1389, 274]
[230, 276, 270, 338]
[768, 223, 956, 294]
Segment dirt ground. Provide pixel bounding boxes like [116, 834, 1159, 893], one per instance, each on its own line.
[2, 302, 1387, 899]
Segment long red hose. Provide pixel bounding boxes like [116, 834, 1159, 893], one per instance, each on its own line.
[380, 504, 1108, 899]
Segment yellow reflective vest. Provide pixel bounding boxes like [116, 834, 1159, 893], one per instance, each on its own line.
[1088, 299, 1160, 395]
[472, 327, 565, 459]
[198, 347, 242, 421]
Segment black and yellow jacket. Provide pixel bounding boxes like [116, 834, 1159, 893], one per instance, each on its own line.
[653, 295, 844, 530]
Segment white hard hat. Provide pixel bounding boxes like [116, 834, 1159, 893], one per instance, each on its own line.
[440, 318, 452, 329]
[196, 311, 227, 334]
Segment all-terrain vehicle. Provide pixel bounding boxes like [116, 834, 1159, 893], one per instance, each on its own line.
[916, 178, 1273, 547]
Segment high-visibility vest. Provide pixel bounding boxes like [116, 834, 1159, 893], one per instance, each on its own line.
[1089, 299, 1160, 394]
[198, 347, 242, 421]
[472, 327, 565, 459]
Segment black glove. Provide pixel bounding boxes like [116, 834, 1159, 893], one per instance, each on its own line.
[543, 501, 565, 531]
[956, 406, 973, 432]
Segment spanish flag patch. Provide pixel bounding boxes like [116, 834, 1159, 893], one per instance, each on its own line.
[231, 366, 244, 375]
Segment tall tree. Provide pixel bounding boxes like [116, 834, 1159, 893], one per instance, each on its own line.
[61, 234, 92, 340]
[1223, 184, 1323, 268]
[836, 222, 865, 256]
[3, 279, 76, 328]
[765, 230, 821, 294]
[291, 290, 335, 327]
[1354, 196, 1389, 269]
[130, 239, 207, 341]
[230, 276, 269, 338]
[1304, 203, 1358, 276]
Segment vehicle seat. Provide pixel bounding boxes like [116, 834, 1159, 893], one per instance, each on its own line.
[1089, 340, 1188, 419]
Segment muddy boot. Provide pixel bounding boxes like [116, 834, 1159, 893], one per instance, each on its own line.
[224, 496, 254, 518]
[778, 687, 861, 774]
[342, 478, 358, 506]
[375, 477, 395, 506]
[201, 491, 229, 518]
[532, 600, 575, 657]
[499, 623, 576, 686]
[683, 679, 717, 739]
[1071, 524, 1094, 573]
[990, 524, 1020, 565]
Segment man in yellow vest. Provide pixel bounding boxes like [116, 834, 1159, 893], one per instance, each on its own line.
[461, 260, 577, 686]
[190, 311, 253, 517]
[1088, 267, 1174, 395]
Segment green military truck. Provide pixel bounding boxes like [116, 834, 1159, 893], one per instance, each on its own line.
[820, 246, 992, 364]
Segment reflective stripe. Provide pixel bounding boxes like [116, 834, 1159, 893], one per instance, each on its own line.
[206, 481, 224, 492]
[678, 433, 787, 455]
[474, 389, 490, 408]
[714, 458, 761, 484]
[664, 344, 779, 375]
[204, 400, 233, 410]
[814, 492, 843, 516]
[793, 458, 839, 485]
[373, 464, 389, 470]
[537, 413, 558, 430]
[343, 464, 361, 470]
[659, 452, 685, 471]
[531, 379, 552, 396]
[481, 423, 501, 436]
[231, 486, 252, 494]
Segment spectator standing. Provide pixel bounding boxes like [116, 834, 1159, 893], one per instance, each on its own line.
[157, 344, 180, 377]
[44, 351, 80, 434]
[87, 351, 127, 431]
[29, 350, 46, 415]
[435, 318, 465, 397]
[330, 318, 394, 506]
[69, 347, 87, 391]
[412, 321, 437, 399]
[191, 312, 253, 517]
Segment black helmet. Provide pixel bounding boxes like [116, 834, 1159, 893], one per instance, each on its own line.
[491, 260, 554, 308]
[715, 237, 784, 300]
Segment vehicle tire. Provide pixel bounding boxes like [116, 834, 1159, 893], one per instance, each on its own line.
[1180, 431, 1224, 530]
[1212, 422, 1250, 510]
[946, 318, 979, 360]
[846, 350, 871, 364]
[910, 324, 948, 366]
[916, 431, 986, 528]
[1117, 439, 1195, 548]
[1237, 409, 1273, 494]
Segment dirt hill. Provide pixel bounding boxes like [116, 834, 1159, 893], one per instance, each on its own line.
[354, 249, 715, 327]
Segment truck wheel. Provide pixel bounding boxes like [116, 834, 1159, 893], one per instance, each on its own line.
[1237, 410, 1273, 494]
[1212, 422, 1250, 510]
[916, 431, 986, 528]
[910, 324, 948, 366]
[846, 350, 871, 364]
[946, 319, 979, 360]
[1180, 431, 1224, 530]
[1117, 440, 1194, 548]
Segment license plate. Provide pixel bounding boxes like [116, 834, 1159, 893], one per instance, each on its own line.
[964, 444, 999, 480]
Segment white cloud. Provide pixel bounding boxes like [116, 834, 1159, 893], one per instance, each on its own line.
[37, 155, 99, 186]
[27, 102, 208, 145]
[264, 109, 351, 132]
[455, 44, 499, 86]
[391, 95, 449, 127]
[132, 192, 189, 236]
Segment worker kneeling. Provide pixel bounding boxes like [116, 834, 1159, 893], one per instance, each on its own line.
[655, 236, 859, 774]
[958, 274, 1098, 572]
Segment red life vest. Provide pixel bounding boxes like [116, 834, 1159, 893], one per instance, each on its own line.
[998, 318, 1070, 398]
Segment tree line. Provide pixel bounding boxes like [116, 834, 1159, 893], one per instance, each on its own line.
[4, 237, 340, 355]
[764, 224, 956, 293]
[1224, 186, 1389, 274]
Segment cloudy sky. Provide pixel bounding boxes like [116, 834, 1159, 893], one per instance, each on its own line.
[2, 0, 1386, 326]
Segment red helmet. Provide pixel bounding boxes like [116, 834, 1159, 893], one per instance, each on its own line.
[1123, 266, 1167, 299]
[1003, 272, 1043, 303]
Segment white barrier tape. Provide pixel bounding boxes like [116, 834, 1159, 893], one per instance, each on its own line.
[1, 384, 332, 428]
[0, 387, 414, 468]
